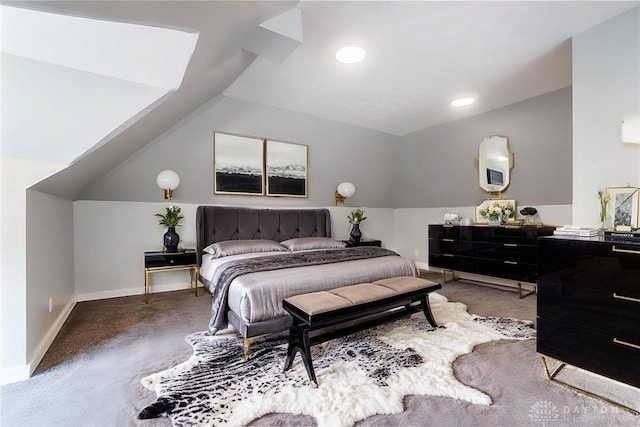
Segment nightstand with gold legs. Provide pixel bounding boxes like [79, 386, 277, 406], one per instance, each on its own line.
[144, 249, 199, 303]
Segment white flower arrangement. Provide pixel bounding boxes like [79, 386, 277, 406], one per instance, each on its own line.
[479, 201, 515, 223]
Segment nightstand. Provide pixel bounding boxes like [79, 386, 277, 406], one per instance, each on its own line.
[342, 238, 382, 248]
[144, 249, 198, 303]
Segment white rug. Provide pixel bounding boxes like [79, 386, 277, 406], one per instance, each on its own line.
[139, 294, 535, 426]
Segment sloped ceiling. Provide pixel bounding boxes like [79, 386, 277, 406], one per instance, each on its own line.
[3, 1, 297, 199]
[225, 1, 639, 136]
[4, 1, 639, 199]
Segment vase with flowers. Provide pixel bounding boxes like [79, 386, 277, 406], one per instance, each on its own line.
[347, 208, 367, 242]
[479, 201, 515, 225]
[155, 205, 184, 252]
[597, 189, 611, 232]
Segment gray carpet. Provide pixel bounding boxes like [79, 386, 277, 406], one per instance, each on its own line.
[2, 275, 638, 426]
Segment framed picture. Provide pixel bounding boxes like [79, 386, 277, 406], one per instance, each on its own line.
[265, 140, 308, 197]
[214, 132, 264, 195]
[607, 186, 639, 229]
[475, 199, 517, 223]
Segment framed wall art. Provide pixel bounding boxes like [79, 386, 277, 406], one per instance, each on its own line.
[607, 186, 639, 229]
[265, 140, 308, 197]
[214, 132, 264, 195]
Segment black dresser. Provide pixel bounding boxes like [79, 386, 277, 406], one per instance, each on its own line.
[428, 224, 556, 286]
[537, 236, 640, 388]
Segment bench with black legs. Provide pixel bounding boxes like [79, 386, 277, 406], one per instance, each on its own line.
[282, 276, 442, 386]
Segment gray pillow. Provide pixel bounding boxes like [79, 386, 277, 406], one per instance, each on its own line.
[280, 237, 346, 251]
[203, 239, 287, 258]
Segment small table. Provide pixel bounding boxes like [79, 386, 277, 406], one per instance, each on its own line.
[342, 238, 382, 248]
[144, 249, 198, 303]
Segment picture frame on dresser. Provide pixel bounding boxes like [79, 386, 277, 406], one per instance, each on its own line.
[607, 186, 639, 229]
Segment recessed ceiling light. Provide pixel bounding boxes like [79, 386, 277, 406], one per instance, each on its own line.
[336, 46, 366, 64]
[450, 97, 476, 107]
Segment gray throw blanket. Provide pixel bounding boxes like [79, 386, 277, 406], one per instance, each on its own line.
[208, 247, 400, 333]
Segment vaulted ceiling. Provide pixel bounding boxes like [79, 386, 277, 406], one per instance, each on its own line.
[2, 1, 638, 198]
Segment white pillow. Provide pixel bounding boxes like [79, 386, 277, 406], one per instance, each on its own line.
[203, 239, 287, 258]
[280, 237, 346, 251]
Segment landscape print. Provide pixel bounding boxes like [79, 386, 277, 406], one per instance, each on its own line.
[214, 133, 264, 195]
[266, 140, 307, 197]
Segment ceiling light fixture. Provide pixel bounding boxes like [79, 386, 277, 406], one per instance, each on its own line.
[450, 97, 476, 107]
[336, 46, 366, 64]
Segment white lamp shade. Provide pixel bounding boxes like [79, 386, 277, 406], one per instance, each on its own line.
[337, 182, 356, 198]
[156, 170, 180, 190]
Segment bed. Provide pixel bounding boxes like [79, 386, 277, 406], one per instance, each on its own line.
[196, 206, 419, 354]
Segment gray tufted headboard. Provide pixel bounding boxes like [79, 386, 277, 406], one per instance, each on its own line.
[195, 206, 332, 265]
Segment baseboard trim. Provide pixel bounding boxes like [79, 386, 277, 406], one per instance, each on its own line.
[0, 363, 31, 386]
[1, 297, 77, 386]
[76, 282, 193, 302]
[28, 298, 77, 378]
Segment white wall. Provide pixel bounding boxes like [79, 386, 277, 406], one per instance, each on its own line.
[73, 201, 396, 300]
[0, 157, 66, 384]
[25, 190, 75, 375]
[72, 199, 571, 301]
[572, 7, 640, 227]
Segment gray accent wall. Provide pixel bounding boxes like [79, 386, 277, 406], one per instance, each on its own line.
[79, 96, 398, 208]
[79, 89, 572, 210]
[394, 87, 573, 208]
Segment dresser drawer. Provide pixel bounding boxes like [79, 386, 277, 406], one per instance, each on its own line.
[476, 226, 552, 244]
[429, 253, 476, 272]
[537, 318, 640, 388]
[429, 238, 476, 257]
[476, 242, 536, 263]
[538, 281, 640, 341]
[477, 258, 537, 282]
[145, 251, 197, 268]
[538, 238, 640, 293]
[428, 225, 474, 241]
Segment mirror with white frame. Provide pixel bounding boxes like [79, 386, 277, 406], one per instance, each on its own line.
[479, 135, 512, 194]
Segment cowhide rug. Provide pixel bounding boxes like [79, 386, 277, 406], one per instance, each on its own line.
[138, 293, 535, 427]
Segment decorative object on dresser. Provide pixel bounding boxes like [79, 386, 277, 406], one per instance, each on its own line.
[537, 236, 640, 414]
[428, 224, 556, 298]
[156, 170, 180, 200]
[606, 186, 639, 230]
[335, 181, 356, 206]
[138, 293, 536, 426]
[476, 199, 515, 225]
[144, 249, 198, 303]
[347, 208, 366, 242]
[155, 205, 184, 252]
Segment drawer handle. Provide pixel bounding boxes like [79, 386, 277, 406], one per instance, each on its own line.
[442, 238, 454, 242]
[613, 293, 640, 303]
[170, 259, 175, 264]
[504, 260, 518, 265]
[503, 243, 518, 247]
[613, 338, 640, 351]
[443, 254, 454, 257]
[612, 245, 640, 255]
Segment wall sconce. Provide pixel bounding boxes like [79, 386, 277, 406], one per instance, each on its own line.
[622, 115, 640, 144]
[157, 170, 180, 200]
[335, 182, 356, 206]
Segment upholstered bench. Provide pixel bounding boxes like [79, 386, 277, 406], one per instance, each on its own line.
[282, 276, 442, 385]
